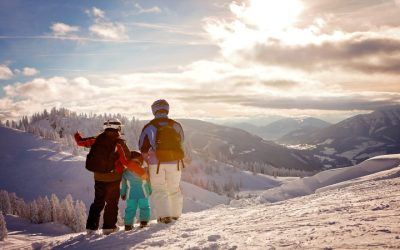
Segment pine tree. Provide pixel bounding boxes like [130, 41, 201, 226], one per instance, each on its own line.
[0, 190, 11, 215]
[61, 194, 74, 228]
[30, 200, 39, 224]
[7, 192, 18, 215]
[42, 196, 52, 223]
[72, 201, 87, 232]
[15, 199, 29, 219]
[50, 194, 62, 223]
[0, 212, 7, 241]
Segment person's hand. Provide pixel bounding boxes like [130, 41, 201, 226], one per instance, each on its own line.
[121, 195, 126, 200]
[74, 131, 81, 141]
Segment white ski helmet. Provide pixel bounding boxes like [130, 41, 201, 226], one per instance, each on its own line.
[103, 118, 122, 131]
[151, 99, 169, 116]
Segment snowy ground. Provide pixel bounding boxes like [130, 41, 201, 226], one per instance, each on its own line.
[2, 157, 400, 249]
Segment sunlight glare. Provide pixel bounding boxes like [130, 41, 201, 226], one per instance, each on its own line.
[232, 0, 304, 31]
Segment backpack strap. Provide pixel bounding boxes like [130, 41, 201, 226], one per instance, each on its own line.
[156, 161, 161, 174]
[176, 160, 185, 171]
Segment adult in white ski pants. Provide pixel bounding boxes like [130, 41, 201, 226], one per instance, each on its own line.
[149, 162, 183, 219]
[139, 99, 185, 220]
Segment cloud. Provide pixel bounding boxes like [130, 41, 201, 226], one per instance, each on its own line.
[205, 0, 400, 74]
[2, 57, 399, 122]
[85, 7, 105, 19]
[87, 7, 129, 40]
[21, 67, 39, 76]
[0, 64, 13, 80]
[89, 22, 128, 40]
[0, 98, 40, 121]
[134, 3, 162, 14]
[92, 7, 105, 18]
[4, 77, 99, 102]
[177, 92, 400, 111]
[299, 0, 400, 32]
[51, 22, 80, 36]
[244, 37, 400, 73]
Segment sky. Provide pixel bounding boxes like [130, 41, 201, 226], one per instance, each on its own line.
[1, 0, 400, 124]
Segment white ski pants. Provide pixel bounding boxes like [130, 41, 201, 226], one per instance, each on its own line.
[149, 162, 183, 219]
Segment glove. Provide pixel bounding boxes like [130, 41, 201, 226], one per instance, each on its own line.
[74, 131, 82, 142]
[121, 195, 126, 201]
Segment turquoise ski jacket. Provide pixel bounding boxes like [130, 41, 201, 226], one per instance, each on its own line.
[120, 169, 152, 200]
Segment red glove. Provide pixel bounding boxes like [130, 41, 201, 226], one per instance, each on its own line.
[74, 131, 82, 143]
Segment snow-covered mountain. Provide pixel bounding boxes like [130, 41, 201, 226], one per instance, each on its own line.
[2, 154, 399, 249]
[228, 117, 330, 141]
[180, 119, 322, 172]
[283, 107, 400, 168]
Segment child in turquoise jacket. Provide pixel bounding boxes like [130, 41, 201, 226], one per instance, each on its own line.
[120, 151, 152, 230]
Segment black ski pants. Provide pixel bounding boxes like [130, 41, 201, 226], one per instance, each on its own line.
[86, 180, 120, 230]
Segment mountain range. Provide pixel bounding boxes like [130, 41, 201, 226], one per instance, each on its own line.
[227, 117, 331, 141]
[281, 106, 400, 167]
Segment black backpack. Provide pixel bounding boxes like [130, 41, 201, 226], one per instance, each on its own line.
[149, 118, 184, 163]
[85, 132, 119, 173]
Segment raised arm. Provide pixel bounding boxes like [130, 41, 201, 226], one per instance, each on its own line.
[116, 139, 147, 178]
[74, 132, 96, 147]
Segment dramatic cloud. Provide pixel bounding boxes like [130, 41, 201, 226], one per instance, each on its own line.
[2, 0, 400, 121]
[51, 22, 80, 36]
[0, 64, 13, 80]
[205, 0, 400, 75]
[245, 37, 400, 73]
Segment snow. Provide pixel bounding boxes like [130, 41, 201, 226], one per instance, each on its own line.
[238, 148, 255, 154]
[2, 124, 400, 249]
[181, 182, 230, 212]
[228, 145, 235, 155]
[3, 164, 400, 249]
[313, 154, 335, 163]
[338, 141, 385, 162]
[1, 215, 72, 250]
[260, 154, 400, 203]
[383, 135, 396, 142]
[322, 147, 336, 155]
[290, 153, 308, 165]
[282, 144, 316, 150]
[0, 126, 234, 213]
[318, 138, 334, 145]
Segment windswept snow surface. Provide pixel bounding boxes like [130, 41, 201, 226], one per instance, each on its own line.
[3, 163, 400, 249]
[260, 154, 400, 203]
[1, 215, 72, 250]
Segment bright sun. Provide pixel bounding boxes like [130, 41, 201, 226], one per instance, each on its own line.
[233, 0, 304, 31]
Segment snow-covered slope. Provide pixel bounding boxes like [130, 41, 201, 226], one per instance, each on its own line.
[0, 126, 271, 211]
[260, 154, 400, 203]
[2, 155, 400, 249]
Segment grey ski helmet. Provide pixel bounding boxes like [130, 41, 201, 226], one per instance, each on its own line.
[151, 99, 169, 116]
